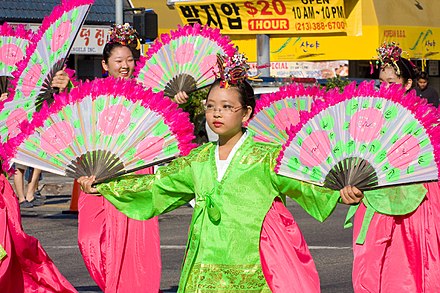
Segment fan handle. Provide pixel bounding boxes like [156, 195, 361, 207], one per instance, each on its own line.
[92, 156, 176, 186]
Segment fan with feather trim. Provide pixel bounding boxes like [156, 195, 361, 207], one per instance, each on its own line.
[0, 23, 33, 94]
[246, 83, 324, 144]
[275, 81, 440, 191]
[134, 23, 236, 97]
[2, 77, 196, 182]
[0, 0, 93, 143]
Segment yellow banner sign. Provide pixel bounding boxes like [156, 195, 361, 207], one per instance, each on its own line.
[176, 0, 347, 34]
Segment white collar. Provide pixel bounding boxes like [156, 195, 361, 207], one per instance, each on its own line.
[215, 132, 248, 181]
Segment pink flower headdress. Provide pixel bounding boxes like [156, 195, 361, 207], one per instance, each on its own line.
[372, 42, 414, 75]
[108, 23, 141, 50]
[215, 51, 261, 88]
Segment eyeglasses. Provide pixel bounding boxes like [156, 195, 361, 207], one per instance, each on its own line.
[204, 104, 244, 114]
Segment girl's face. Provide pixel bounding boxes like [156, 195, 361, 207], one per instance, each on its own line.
[101, 46, 135, 79]
[379, 66, 412, 90]
[417, 78, 428, 90]
[205, 85, 252, 139]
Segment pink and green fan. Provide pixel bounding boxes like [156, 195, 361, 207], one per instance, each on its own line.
[275, 81, 440, 191]
[0, 23, 33, 94]
[246, 83, 324, 144]
[135, 23, 236, 97]
[0, 0, 93, 143]
[3, 77, 196, 182]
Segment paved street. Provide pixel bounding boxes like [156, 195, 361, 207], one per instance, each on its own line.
[20, 174, 355, 293]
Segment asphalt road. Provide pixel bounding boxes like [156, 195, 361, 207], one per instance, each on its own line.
[21, 194, 354, 293]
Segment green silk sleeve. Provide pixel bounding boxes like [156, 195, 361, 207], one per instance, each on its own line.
[270, 149, 340, 222]
[97, 155, 196, 220]
[363, 184, 427, 215]
[274, 174, 340, 222]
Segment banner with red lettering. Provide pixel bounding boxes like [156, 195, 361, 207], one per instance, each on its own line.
[176, 0, 347, 34]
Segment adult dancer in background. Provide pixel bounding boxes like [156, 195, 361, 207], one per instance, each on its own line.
[350, 43, 440, 292]
[77, 24, 161, 293]
[0, 173, 77, 292]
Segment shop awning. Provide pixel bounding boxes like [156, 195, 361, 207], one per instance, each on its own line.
[132, 0, 440, 61]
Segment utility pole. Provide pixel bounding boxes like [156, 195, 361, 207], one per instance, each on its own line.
[115, 0, 123, 24]
[257, 34, 270, 77]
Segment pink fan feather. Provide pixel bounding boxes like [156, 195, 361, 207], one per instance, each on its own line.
[246, 83, 324, 144]
[0, 0, 93, 144]
[135, 23, 236, 97]
[0, 23, 34, 94]
[2, 77, 197, 181]
[276, 81, 440, 191]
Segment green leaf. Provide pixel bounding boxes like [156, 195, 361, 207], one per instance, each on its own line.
[419, 138, 429, 148]
[418, 153, 433, 167]
[403, 121, 418, 135]
[50, 157, 63, 167]
[360, 143, 368, 153]
[362, 100, 370, 108]
[391, 134, 400, 144]
[384, 105, 398, 120]
[164, 142, 179, 156]
[374, 101, 383, 110]
[64, 148, 74, 157]
[302, 166, 310, 174]
[320, 115, 334, 131]
[369, 140, 381, 154]
[24, 140, 38, 151]
[116, 134, 127, 146]
[386, 168, 400, 182]
[326, 156, 333, 165]
[287, 156, 301, 172]
[346, 140, 355, 154]
[332, 141, 344, 158]
[310, 167, 322, 181]
[266, 107, 276, 119]
[375, 150, 387, 164]
[95, 97, 105, 112]
[76, 136, 85, 146]
[152, 120, 169, 136]
[346, 100, 359, 116]
[71, 8, 79, 21]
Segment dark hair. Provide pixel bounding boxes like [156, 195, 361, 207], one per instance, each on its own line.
[102, 42, 138, 63]
[395, 57, 417, 84]
[417, 71, 429, 81]
[208, 79, 256, 117]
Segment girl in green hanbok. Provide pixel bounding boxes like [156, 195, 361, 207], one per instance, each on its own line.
[78, 53, 362, 292]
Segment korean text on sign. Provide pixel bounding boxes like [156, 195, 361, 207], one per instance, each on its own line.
[176, 0, 347, 34]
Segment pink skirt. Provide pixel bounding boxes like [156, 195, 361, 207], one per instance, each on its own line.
[352, 182, 440, 292]
[0, 174, 76, 292]
[260, 198, 320, 292]
[78, 191, 161, 292]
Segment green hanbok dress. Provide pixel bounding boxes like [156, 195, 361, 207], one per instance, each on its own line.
[97, 134, 340, 292]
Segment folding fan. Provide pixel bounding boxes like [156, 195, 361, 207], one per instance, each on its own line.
[275, 81, 440, 191]
[0, 0, 93, 143]
[246, 83, 324, 144]
[0, 23, 33, 93]
[134, 23, 236, 97]
[2, 77, 196, 182]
